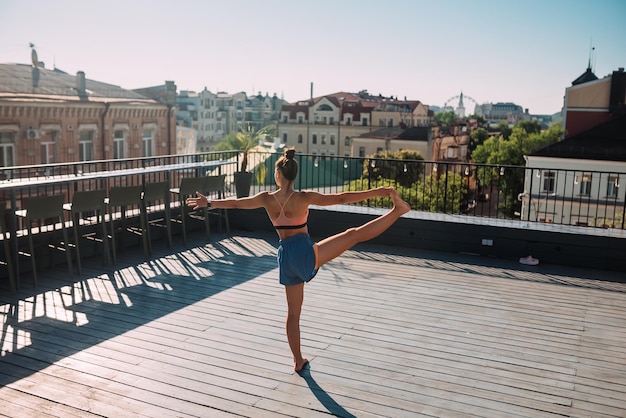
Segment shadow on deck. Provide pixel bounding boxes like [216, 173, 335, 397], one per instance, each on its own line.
[1, 228, 626, 417]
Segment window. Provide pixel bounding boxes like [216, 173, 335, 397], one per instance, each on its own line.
[0, 132, 15, 167]
[321, 135, 326, 145]
[330, 135, 335, 145]
[446, 147, 457, 159]
[142, 129, 153, 157]
[542, 171, 555, 193]
[607, 176, 620, 197]
[40, 130, 59, 164]
[298, 134, 303, 144]
[362, 117, 368, 126]
[359, 147, 365, 158]
[344, 136, 350, 146]
[78, 130, 94, 161]
[579, 173, 591, 196]
[113, 129, 125, 159]
[282, 133, 287, 143]
[312, 134, 317, 144]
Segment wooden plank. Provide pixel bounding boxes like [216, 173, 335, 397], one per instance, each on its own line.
[1, 231, 626, 417]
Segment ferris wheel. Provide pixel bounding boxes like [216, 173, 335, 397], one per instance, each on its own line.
[443, 93, 480, 113]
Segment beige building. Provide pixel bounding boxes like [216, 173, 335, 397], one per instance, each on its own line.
[278, 91, 431, 157]
[0, 60, 176, 167]
[351, 126, 432, 159]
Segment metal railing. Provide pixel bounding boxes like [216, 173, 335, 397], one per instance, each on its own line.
[1, 150, 624, 231]
[244, 151, 626, 230]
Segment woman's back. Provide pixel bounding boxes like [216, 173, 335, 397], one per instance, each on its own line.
[268, 190, 309, 237]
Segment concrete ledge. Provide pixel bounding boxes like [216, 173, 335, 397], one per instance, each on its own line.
[228, 206, 626, 272]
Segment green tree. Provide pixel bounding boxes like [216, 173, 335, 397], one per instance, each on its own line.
[469, 127, 489, 154]
[415, 171, 467, 213]
[363, 149, 424, 188]
[517, 120, 541, 135]
[213, 131, 239, 152]
[434, 111, 456, 126]
[471, 122, 564, 217]
[467, 113, 487, 125]
[494, 121, 512, 139]
[213, 123, 275, 172]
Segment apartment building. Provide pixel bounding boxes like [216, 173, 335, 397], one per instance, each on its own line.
[277, 90, 431, 157]
[175, 90, 199, 130]
[192, 89, 285, 152]
[563, 66, 626, 136]
[0, 60, 176, 167]
[475, 102, 528, 126]
[522, 67, 626, 226]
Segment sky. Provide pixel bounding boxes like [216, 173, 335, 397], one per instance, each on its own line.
[1, 0, 625, 115]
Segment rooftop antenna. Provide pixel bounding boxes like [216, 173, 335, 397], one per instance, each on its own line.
[588, 39, 595, 72]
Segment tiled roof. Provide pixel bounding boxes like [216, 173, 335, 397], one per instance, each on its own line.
[0, 63, 153, 102]
[357, 126, 429, 141]
[531, 114, 626, 162]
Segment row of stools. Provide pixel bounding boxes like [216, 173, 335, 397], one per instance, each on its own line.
[0, 174, 229, 292]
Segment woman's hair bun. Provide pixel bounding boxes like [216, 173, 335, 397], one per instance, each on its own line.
[285, 148, 296, 160]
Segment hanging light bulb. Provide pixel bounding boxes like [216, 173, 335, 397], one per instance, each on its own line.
[314, 157, 319, 168]
[370, 159, 376, 168]
[464, 166, 470, 176]
[403, 163, 408, 173]
[432, 163, 438, 173]
[499, 166, 505, 176]
[343, 159, 348, 169]
[574, 175, 579, 185]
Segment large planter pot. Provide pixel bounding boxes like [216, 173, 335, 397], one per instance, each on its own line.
[234, 171, 253, 198]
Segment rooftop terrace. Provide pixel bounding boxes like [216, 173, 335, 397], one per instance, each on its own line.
[1, 228, 625, 417]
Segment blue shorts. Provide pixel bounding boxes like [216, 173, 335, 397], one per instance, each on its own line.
[277, 233, 318, 286]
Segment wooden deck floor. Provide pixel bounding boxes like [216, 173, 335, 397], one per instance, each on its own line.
[1, 230, 625, 417]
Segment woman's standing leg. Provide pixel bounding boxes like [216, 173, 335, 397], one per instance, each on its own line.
[285, 282, 308, 371]
[315, 190, 410, 269]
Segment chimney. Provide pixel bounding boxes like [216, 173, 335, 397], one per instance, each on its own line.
[76, 71, 86, 93]
[31, 67, 40, 89]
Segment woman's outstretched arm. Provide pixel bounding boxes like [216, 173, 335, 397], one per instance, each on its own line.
[186, 191, 268, 210]
[305, 186, 392, 207]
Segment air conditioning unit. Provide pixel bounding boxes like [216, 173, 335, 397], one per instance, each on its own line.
[27, 128, 40, 139]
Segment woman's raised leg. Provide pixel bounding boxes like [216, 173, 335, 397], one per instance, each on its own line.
[315, 190, 409, 269]
[285, 282, 308, 372]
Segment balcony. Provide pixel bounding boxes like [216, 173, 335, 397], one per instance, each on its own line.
[1, 211, 625, 416]
[1, 152, 624, 280]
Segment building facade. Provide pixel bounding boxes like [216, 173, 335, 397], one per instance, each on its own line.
[562, 67, 626, 137]
[277, 91, 431, 158]
[522, 67, 626, 227]
[191, 89, 285, 152]
[0, 61, 176, 168]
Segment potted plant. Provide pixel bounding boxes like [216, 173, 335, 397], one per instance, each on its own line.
[233, 123, 275, 197]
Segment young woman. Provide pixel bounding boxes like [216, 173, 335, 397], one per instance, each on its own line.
[187, 148, 410, 372]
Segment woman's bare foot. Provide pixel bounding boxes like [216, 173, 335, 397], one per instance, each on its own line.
[391, 189, 410, 215]
[295, 358, 309, 372]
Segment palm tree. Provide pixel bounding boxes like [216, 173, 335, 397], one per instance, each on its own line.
[231, 123, 275, 197]
[236, 123, 275, 173]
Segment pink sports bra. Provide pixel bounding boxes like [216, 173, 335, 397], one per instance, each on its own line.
[271, 191, 308, 230]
